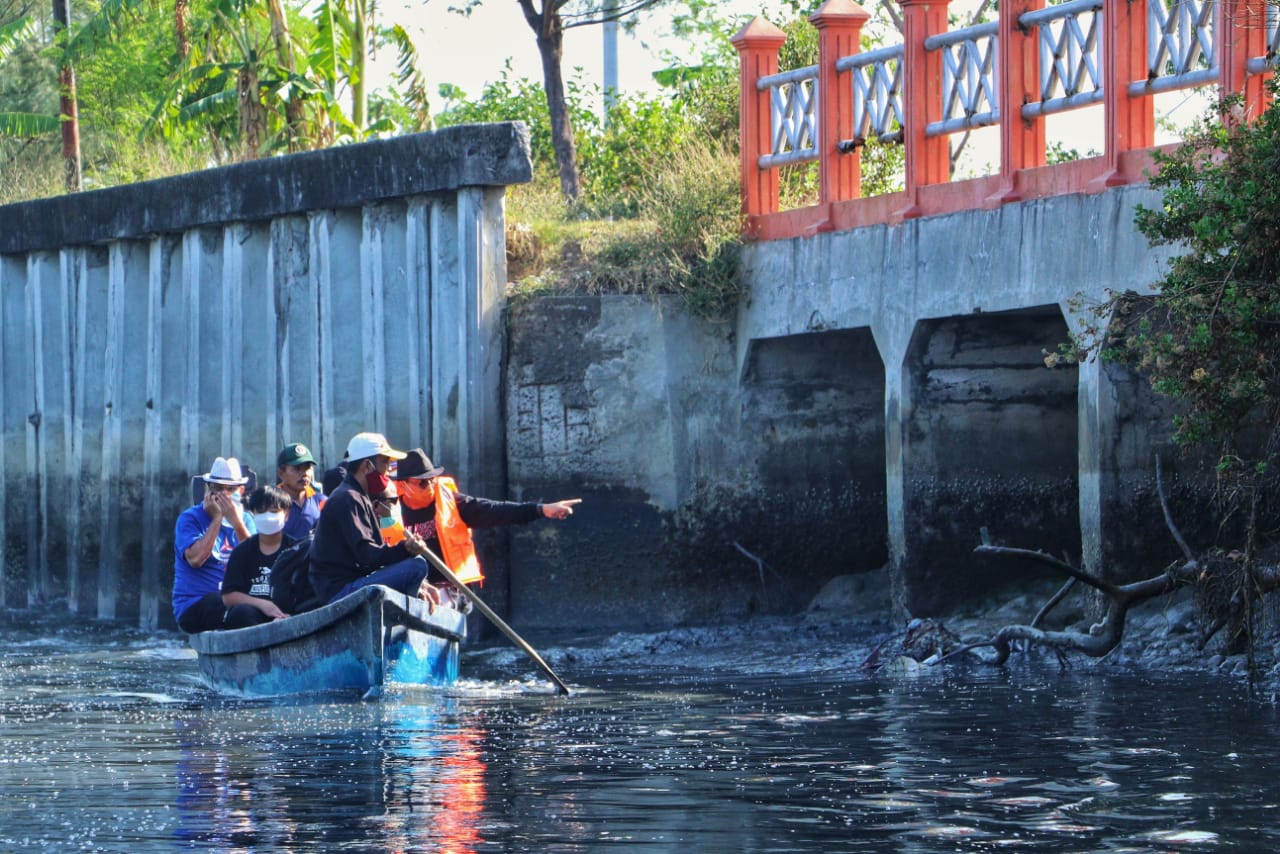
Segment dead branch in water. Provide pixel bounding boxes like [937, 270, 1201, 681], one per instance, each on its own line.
[957, 456, 1280, 667]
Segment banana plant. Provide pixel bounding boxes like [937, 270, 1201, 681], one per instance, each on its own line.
[0, 15, 59, 138]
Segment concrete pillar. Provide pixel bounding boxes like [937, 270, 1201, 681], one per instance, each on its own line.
[895, 0, 952, 219]
[1091, 0, 1153, 189]
[1217, 0, 1271, 118]
[732, 17, 787, 221]
[812, 0, 871, 206]
[987, 0, 1045, 207]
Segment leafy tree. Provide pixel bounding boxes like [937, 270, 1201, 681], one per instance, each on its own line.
[447, 0, 677, 202]
[1083, 93, 1280, 565]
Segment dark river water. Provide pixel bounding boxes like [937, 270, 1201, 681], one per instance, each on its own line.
[2, 612, 1278, 852]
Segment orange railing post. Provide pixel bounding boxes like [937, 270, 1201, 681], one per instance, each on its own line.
[732, 17, 788, 221]
[895, 0, 952, 220]
[1217, 0, 1271, 119]
[1091, 0, 1153, 189]
[987, 0, 1045, 207]
[812, 0, 872, 208]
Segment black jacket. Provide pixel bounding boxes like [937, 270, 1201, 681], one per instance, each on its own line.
[309, 472, 412, 603]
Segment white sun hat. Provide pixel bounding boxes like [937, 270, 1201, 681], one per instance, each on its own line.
[202, 456, 249, 485]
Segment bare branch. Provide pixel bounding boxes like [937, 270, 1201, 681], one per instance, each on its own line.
[1155, 453, 1195, 563]
[974, 544, 1121, 596]
[561, 0, 666, 29]
[1032, 577, 1077, 629]
[733, 541, 784, 588]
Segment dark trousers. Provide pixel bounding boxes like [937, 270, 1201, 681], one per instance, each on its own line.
[328, 556, 430, 603]
[178, 593, 269, 634]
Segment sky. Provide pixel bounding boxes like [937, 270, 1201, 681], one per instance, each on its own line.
[372, 0, 1211, 174]
[375, 0, 786, 109]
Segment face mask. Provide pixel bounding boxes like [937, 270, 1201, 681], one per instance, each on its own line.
[252, 511, 286, 535]
[398, 478, 435, 510]
[365, 470, 390, 496]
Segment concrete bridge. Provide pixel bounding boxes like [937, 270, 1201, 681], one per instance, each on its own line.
[510, 0, 1271, 626]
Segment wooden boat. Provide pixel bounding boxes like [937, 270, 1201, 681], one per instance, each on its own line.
[187, 584, 467, 699]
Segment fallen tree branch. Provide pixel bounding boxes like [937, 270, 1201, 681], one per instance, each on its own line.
[1032, 577, 1077, 629]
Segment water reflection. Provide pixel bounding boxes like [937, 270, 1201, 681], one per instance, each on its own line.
[173, 699, 491, 851]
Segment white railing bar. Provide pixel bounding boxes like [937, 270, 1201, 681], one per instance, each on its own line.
[1020, 0, 1103, 28]
[926, 110, 1000, 136]
[757, 64, 820, 90]
[836, 43, 905, 72]
[923, 21, 999, 52]
[1128, 66, 1217, 95]
[759, 150, 819, 168]
[1022, 89, 1105, 118]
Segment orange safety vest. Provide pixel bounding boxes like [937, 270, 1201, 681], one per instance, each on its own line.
[434, 477, 484, 586]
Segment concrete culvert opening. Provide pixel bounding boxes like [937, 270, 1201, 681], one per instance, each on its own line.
[733, 328, 888, 615]
[901, 305, 1079, 617]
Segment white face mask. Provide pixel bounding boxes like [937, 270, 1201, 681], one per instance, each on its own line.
[252, 511, 287, 535]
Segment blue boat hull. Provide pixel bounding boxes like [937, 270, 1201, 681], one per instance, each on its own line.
[188, 585, 467, 698]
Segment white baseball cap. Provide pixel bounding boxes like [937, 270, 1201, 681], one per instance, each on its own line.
[345, 432, 407, 462]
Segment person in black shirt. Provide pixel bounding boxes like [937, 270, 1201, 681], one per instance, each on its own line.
[308, 432, 437, 606]
[222, 485, 295, 626]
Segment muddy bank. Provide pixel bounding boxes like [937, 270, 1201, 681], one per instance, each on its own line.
[491, 568, 1280, 689]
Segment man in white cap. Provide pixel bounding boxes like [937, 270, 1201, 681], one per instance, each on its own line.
[172, 456, 260, 633]
[308, 432, 437, 606]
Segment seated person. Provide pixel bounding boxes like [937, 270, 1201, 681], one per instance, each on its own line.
[276, 442, 325, 539]
[373, 482, 406, 546]
[221, 485, 296, 627]
[171, 456, 255, 634]
[308, 432, 439, 607]
[391, 448, 580, 604]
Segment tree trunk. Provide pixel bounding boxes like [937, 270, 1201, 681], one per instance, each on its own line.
[519, 0, 580, 202]
[52, 0, 81, 192]
[238, 65, 265, 158]
[174, 0, 190, 61]
[351, 0, 368, 134]
[266, 0, 305, 151]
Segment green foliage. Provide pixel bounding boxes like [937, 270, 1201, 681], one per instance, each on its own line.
[576, 94, 698, 217]
[435, 69, 577, 170]
[509, 138, 743, 321]
[1120, 95, 1280, 453]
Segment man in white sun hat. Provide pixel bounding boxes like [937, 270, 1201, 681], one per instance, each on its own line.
[172, 455, 260, 633]
[308, 432, 438, 606]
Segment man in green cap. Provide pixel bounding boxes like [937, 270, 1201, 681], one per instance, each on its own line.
[276, 442, 325, 540]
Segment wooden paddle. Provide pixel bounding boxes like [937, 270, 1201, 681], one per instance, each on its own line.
[419, 545, 572, 696]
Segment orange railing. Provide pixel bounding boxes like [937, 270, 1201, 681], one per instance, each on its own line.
[733, 0, 1276, 240]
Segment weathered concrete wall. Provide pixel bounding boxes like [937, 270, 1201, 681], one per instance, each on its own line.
[500, 187, 1215, 628]
[503, 297, 887, 629]
[0, 124, 530, 627]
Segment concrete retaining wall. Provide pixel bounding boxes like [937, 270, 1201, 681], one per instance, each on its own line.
[0, 124, 530, 627]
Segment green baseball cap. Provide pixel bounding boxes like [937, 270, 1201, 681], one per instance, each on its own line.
[277, 443, 317, 467]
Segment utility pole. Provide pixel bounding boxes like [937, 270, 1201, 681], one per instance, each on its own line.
[51, 0, 82, 192]
[602, 0, 618, 124]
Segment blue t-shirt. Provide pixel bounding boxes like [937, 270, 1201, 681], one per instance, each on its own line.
[171, 504, 255, 621]
[282, 486, 325, 541]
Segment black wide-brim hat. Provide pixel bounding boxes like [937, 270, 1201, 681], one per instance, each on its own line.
[391, 448, 445, 480]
